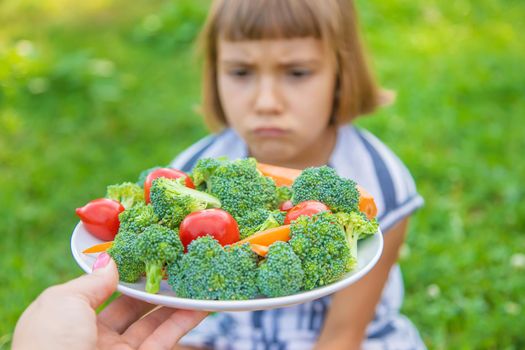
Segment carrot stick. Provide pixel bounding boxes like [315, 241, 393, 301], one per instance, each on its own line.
[250, 243, 269, 257]
[257, 162, 378, 219]
[82, 241, 114, 254]
[257, 162, 301, 187]
[357, 187, 378, 220]
[234, 225, 291, 247]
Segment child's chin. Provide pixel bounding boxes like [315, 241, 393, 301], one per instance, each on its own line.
[251, 143, 293, 163]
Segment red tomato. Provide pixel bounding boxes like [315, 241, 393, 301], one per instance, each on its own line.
[75, 198, 124, 241]
[279, 200, 294, 212]
[144, 167, 195, 204]
[179, 209, 240, 251]
[284, 200, 331, 225]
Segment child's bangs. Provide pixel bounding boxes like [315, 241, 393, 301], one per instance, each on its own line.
[215, 0, 322, 41]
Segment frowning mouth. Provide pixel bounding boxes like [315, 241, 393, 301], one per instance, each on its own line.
[252, 127, 290, 137]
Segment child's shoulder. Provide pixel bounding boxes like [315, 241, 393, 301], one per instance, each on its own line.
[333, 124, 415, 182]
[170, 128, 247, 172]
[334, 124, 424, 231]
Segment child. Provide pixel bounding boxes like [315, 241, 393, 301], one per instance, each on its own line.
[171, 0, 426, 349]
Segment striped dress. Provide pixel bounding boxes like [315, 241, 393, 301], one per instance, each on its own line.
[171, 124, 426, 350]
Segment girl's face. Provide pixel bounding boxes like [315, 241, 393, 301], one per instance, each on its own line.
[217, 38, 338, 169]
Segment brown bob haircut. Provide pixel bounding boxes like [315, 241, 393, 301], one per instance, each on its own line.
[198, 0, 385, 132]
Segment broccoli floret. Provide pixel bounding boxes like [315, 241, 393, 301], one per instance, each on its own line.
[168, 236, 259, 300]
[136, 166, 163, 187]
[236, 208, 282, 239]
[335, 212, 379, 259]
[205, 158, 279, 218]
[106, 182, 145, 209]
[107, 229, 144, 283]
[222, 243, 260, 299]
[257, 241, 304, 297]
[190, 157, 227, 188]
[150, 177, 221, 229]
[272, 210, 287, 226]
[291, 166, 359, 214]
[118, 204, 158, 234]
[167, 236, 223, 299]
[276, 186, 293, 203]
[135, 224, 184, 294]
[289, 212, 354, 290]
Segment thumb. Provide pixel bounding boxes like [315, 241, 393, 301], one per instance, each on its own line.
[61, 252, 119, 309]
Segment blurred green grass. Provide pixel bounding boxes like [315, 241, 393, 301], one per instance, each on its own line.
[1, 0, 523, 348]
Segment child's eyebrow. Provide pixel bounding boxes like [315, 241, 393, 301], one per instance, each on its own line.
[278, 59, 321, 67]
[219, 59, 255, 66]
[219, 59, 321, 67]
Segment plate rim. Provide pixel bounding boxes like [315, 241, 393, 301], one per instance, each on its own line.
[71, 222, 383, 311]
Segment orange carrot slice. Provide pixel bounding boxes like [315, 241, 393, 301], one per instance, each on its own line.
[257, 163, 301, 187]
[235, 225, 291, 247]
[82, 241, 114, 254]
[250, 243, 269, 257]
[357, 187, 378, 220]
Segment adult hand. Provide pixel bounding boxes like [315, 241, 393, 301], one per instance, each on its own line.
[13, 253, 208, 350]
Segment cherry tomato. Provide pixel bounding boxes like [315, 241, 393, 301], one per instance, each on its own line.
[144, 167, 195, 204]
[179, 209, 240, 251]
[75, 198, 124, 241]
[279, 200, 294, 212]
[284, 200, 331, 225]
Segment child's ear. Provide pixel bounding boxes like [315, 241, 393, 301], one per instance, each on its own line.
[378, 89, 396, 107]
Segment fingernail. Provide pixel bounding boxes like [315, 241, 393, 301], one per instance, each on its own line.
[93, 252, 110, 270]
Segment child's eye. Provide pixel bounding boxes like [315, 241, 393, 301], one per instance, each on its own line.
[287, 68, 311, 79]
[228, 68, 252, 78]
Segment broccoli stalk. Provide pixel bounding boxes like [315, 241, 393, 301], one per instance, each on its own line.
[150, 177, 221, 229]
[106, 182, 145, 209]
[335, 212, 379, 259]
[135, 224, 184, 294]
[236, 208, 282, 239]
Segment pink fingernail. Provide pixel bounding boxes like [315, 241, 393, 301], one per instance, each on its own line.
[93, 252, 110, 270]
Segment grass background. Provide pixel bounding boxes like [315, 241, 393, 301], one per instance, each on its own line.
[1, 0, 523, 348]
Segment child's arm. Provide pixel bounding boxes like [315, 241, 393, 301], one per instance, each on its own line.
[314, 217, 411, 349]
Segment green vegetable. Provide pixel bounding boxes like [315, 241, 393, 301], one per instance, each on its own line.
[289, 212, 354, 290]
[236, 208, 282, 239]
[335, 211, 379, 258]
[195, 158, 278, 218]
[291, 166, 360, 214]
[104, 160, 374, 299]
[107, 229, 144, 283]
[149, 177, 221, 229]
[191, 157, 227, 188]
[118, 204, 159, 235]
[276, 185, 293, 203]
[271, 210, 287, 226]
[106, 182, 145, 209]
[135, 224, 184, 294]
[136, 166, 163, 187]
[257, 241, 304, 297]
[168, 236, 259, 300]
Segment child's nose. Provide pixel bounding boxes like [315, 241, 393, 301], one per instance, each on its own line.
[254, 77, 283, 116]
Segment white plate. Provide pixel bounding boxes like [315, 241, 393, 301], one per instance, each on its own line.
[71, 222, 383, 312]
